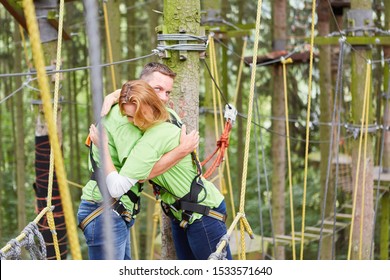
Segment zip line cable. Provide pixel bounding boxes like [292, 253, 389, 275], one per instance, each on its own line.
[317, 38, 346, 259]
[0, 52, 158, 79]
[254, 88, 275, 259]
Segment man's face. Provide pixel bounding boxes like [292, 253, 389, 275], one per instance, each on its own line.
[146, 72, 174, 104]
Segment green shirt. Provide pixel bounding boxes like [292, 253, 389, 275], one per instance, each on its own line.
[120, 121, 224, 223]
[81, 104, 143, 214]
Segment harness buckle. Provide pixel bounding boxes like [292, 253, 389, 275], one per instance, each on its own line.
[112, 200, 133, 223]
[181, 211, 193, 222]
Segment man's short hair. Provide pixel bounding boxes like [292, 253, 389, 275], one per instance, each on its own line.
[140, 62, 177, 80]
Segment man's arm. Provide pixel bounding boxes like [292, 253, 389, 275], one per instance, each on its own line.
[146, 124, 199, 179]
[101, 89, 121, 117]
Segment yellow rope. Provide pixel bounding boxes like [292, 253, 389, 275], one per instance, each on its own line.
[281, 57, 296, 260]
[103, 0, 117, 90]
[44, 0, 67, 260]
[359, 61, 371, 259]
[67, 180, 83, 188]
[22, 0, 81, 260]
[0, 206, 54, 253]
[208, 35, 239, 257]
[18, 25, 32, 69]
[347, 61, 371, 260]
[209, 36, 228, 194]
[299, 0, 317, 260]
[237, 0, 263, 260]
[149, 200, 161, 260]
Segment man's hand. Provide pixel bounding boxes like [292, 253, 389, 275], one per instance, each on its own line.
[178, 124, 199, 154]
[147, 124, 200, 179]
[101, 89, 121, 117]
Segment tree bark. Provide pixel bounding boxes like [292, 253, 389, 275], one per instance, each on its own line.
[350, 0, 374, 260]
[160, 0, 201, 259]
[317, 0, 335, 260]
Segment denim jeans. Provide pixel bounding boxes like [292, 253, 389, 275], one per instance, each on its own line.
[170, 200, 232, 260]
[77, 200, 133, 260]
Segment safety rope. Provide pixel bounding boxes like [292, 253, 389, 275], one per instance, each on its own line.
[44, 0, 67, 260]
[201, 36, 235, 182]
[359, 61, 372, 259]
[347, 61, 371, 260]
[102, 0, 117, 90]
[206, 34, 239, 256]
[149, 199, 161, 260]
[299, 0, 317, 260]
[19, 24, 32, 69]
[281, 56, 296, 260]
[22, 0, 81, 260]
[210, 0, 263, 259]
[235, 0, 263, 260]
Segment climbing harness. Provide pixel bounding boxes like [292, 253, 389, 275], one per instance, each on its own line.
[149, 113, 227, 228]
[78, 139, 142, 231]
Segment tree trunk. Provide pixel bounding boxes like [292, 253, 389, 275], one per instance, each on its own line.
[105, 0, 121, 91]
[13, 25, 27, 234]
[317, 0, 335, 260]
[350, 0, 374, 260]
[271, 0, 286, 260]
[160, 0, 201, 259]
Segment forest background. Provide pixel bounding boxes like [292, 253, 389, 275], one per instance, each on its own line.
[0, 0, 389, 260]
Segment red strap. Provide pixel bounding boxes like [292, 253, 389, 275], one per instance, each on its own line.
[201, 120, 232, 178]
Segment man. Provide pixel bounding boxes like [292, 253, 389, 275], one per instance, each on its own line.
[77, 62, 198, 260]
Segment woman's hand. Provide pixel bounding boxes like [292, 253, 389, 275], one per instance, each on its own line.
[89, 124, 108, 148]
[101, 89, 121, 117]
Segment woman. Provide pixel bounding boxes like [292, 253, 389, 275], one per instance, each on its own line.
[91, 80, 232, 260]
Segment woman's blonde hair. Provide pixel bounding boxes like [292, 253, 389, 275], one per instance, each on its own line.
[119, 80, 169, 130]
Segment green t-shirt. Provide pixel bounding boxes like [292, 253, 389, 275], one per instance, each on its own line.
[120, 121, 224, 223]
[81, 104, 143, 214]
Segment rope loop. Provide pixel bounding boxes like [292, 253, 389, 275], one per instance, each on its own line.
[208, 234, 230, 260]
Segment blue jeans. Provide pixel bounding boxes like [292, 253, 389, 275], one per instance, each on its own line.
[170, 201, 232, 260]
[77, 200, 134, 260]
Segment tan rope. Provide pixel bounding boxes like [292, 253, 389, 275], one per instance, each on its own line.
[281, 57, 296, 260]
[347, 61, 371, 259]
[103, 0, 117, 90]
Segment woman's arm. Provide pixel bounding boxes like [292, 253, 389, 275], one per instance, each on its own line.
[89, 124, 138, 198]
